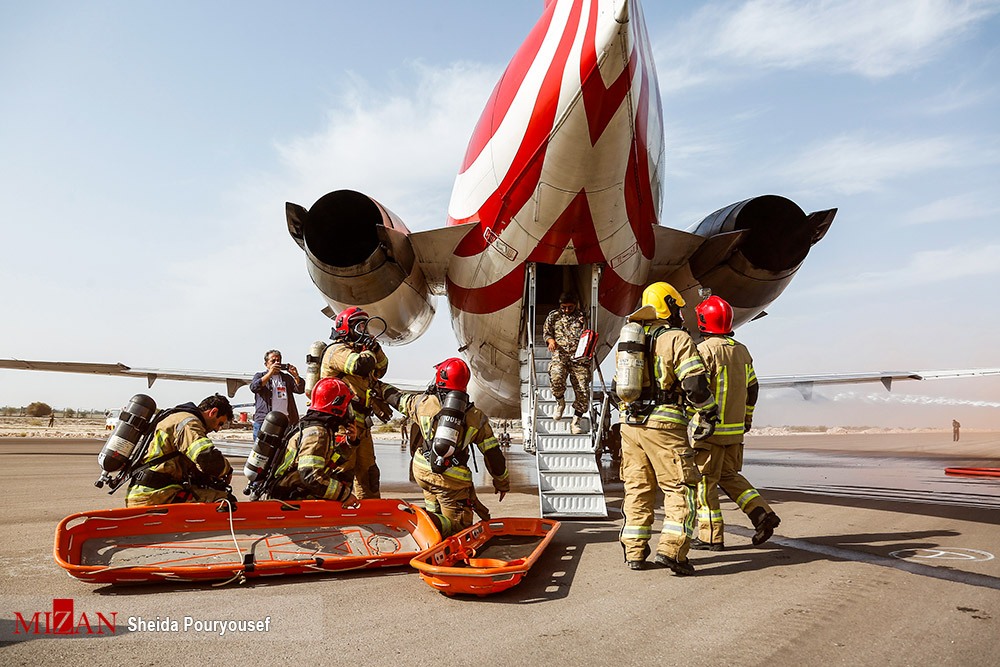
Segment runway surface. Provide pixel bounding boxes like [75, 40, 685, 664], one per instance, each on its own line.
[1, 433, 998, 666]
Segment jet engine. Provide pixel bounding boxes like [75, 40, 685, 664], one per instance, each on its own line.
[686, 195, 836, 327]
[286, 190, 435, 344]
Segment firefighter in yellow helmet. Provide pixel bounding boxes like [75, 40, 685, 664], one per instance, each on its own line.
[614, 282, 718, 574]
[387, 358, 509, 537]
[692, 295, 779, 549]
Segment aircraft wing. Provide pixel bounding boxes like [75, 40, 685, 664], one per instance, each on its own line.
[590, 368, 1000, 402]
[0, 358, 430, 398]
[758, 368, 1000, 399]
[0, 358, 254, 398]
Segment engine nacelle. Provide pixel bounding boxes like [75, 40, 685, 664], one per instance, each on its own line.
[286, 190, 435, 344]
[684, 195, 836, 328]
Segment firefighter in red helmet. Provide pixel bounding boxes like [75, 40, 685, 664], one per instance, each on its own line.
[315, 306, 394, 499]
[692, 295, 779, 549]
[269, 377, 360, 506]
[386, 357, 509, 536]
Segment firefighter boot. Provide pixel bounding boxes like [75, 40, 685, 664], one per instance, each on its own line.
[749, 507, 781, 545]
[625, 544, 650, 571]
[653, 552, 696, 576]
[571, 415, 584, 435]
[553, 399, 565, 421]
[690, 537, 724, 552]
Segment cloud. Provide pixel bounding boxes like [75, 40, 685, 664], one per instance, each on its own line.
[656, 0, 1000, 90]
[274, 61, 501, 231]
[830, 391, 1000, 408]
[780, 134, 980, 195]
[803, 242, 1000, 295]
[901, 192, 1000, 225]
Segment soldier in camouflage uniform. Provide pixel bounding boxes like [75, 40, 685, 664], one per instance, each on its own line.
[543, 291, 592, 434]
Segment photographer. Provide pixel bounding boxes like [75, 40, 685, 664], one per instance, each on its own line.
[250, 349, 305, 440]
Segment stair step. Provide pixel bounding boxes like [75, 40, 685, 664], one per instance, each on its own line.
[538, 472, 604, 494]
[537, 452, 601, 473]
[540, 493, 608, 518]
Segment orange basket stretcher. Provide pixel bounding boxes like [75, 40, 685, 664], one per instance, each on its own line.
[409, 517, 560, 596]
[54, 499, 441, 585]
[944, 467, 1000, 478]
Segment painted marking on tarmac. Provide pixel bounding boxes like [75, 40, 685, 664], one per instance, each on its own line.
[889, 548, 994, 562]
[727, 526, 1000, 591]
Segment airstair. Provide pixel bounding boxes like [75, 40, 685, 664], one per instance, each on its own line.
[521, 264, 608, 518]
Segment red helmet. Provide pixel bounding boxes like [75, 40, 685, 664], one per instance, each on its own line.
[695, 295, 734, 334]
[311, 377, 354, 419]
[434, 357, 471, 392]
[333, 306, 368, 341]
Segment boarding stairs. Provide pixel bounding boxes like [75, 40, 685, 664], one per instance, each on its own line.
[521, 264, 608, 519]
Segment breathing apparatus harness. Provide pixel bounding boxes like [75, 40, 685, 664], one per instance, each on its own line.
[96, 404, 229, 499]
[420, 386, 473, 474]
[264, 411, 354, 500]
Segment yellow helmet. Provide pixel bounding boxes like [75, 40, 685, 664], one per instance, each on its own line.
[641, 282, 685, 320]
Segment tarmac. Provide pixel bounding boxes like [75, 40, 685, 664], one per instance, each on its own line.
[1, 432, 999, 666]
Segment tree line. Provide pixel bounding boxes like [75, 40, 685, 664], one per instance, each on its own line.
[2, 403, 105, 418]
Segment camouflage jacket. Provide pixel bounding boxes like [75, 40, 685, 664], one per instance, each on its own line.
[543, 308, 588, 358]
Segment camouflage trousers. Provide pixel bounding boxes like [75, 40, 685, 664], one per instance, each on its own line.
[549, 355, 591, 415]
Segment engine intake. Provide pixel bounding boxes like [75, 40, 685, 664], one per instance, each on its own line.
[286, 190, 435, 344]
[685, 195, 836, 326]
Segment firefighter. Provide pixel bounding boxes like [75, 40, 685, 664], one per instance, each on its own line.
[268, 377, 360, 506]
[125, 394, 235, 507]
[693, 295, 780, 548]
[387, 357, 510, 537]
[317, 306, 393, 499]
[615, 282, 718, 574]
[543, 291, 592, 434]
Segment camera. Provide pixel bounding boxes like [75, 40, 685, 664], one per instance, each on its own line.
[279, 363, 289, 371]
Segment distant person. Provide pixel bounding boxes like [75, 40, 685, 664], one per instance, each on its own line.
[48, 414, 55, 428]
[388, 357, 509, 536]
[250, 349, 305, 441]
[543, 291, 592, 434]
[125, 394, 234, 507]
[692, 295, 780, 551]
[400, 416, 410, 451]
[953, 419, 961, 442]
[267, 378, 360, 506]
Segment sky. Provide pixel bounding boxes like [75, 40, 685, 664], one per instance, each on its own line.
[2, 0, 999, 429]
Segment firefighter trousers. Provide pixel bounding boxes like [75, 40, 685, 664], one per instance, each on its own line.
[125, 484, 230, 507]
[718, 443, 772, 519]
[694, 443, 726, 545]
[342, 427, 381, 499]
[412, 461, 473, 537]
[619, 423, 699, 562]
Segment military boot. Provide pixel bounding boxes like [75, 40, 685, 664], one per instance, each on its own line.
[749, 508, 781, 545]
[570, 415, 584, 434]
[553, 399, 565, 421]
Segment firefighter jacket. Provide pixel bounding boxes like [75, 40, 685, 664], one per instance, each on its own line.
[634, 321, 717, 429]
[543, 307, 588, 361]
[270, 414, 353, 501]
[320, 340, 390, 428]
[696, 335, 758, 445]
[125, 405, 232, 502]
[398, 391, 510, 493]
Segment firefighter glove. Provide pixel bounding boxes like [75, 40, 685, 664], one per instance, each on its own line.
[692, 407, 718, 441]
